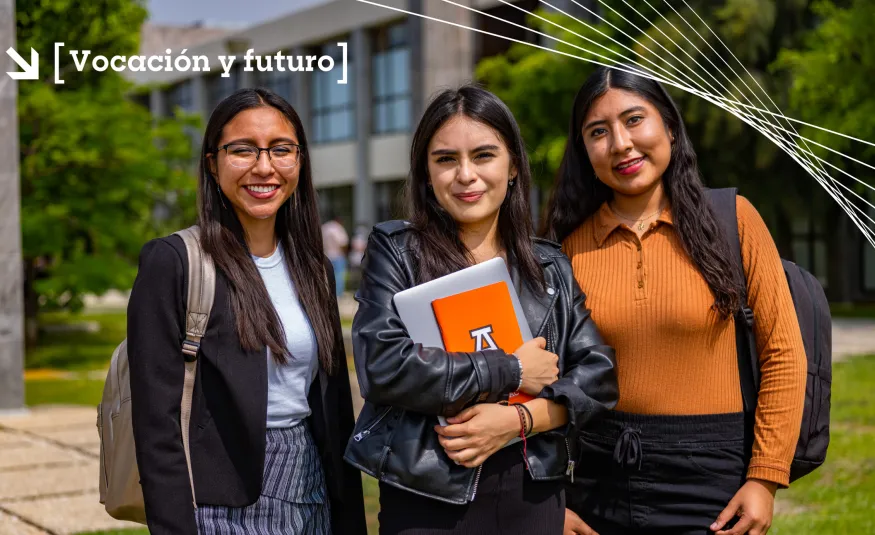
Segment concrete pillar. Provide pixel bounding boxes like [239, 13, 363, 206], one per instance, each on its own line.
[291, 46, 310, 133]
[352, 29, 375, 228]
[407, 3, 424, 124]
[0, 0, 25, 411]
[421, 0, 474, 98]
[192, 75, 209, 122]
[149, 87, 167, 118]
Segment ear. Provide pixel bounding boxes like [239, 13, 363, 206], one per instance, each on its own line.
[509, 162, 518, 182]
[669, 129, 675, 143]
[206, 154, 218, 177]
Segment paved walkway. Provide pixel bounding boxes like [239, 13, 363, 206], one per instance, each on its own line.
[1, 318, 872, 534]
[0, 407, 142, 535]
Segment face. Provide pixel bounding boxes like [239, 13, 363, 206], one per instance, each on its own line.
[208, 106, 301, 225]
[426, 115, 517, 230]
[580, 88, 673, 197]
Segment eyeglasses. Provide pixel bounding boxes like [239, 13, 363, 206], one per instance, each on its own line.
[218, 143, 303, 169]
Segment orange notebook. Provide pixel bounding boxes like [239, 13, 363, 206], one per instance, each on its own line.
[431, 281, 533, 405]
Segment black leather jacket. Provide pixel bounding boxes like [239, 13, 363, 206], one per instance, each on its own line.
[343, 221, 619, 504]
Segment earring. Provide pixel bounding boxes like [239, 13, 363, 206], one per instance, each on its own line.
[509, 176, 516, 186]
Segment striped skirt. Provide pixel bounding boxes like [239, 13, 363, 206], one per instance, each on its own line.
[196, 421, 332, 535]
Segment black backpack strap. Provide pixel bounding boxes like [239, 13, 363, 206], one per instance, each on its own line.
[705, 188, 760, 415]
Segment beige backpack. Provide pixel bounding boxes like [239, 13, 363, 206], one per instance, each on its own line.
[97, 226, 216, 523]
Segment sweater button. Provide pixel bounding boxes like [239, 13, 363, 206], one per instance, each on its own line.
[637, 281, 644, 289]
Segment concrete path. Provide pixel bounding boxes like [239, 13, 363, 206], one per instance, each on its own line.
[0, 407, 142, 535]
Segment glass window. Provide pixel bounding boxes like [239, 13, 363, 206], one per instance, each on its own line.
[206, 69, 239, 112]
[311, 42, 355, 143]
[317, 185, 354, 228]
[256, 54, 294, 104]
[372, 21, 411, 135]
[375, 179, 407, 222]
[166, 80, 194, 114]
[791, 212, 828, 287]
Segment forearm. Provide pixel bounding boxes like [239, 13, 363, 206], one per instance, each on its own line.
[523, 398, 568, 434]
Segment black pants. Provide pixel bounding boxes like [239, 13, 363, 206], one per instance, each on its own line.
[379, 446, 565, 534]
[568, 412, 746, 535]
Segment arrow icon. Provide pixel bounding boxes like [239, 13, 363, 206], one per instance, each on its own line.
[6, 47, 39, 80]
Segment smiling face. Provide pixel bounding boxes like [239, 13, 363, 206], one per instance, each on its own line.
[208, 106, 300, 227]
[580, 88, 673, 198]
[426, 114, 517, 231]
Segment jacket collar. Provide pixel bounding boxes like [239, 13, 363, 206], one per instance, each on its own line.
[593, 201, 674, 247]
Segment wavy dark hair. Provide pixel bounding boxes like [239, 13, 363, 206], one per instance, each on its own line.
[199, 88, 339, 372]
[406, 85, 545, 292]
[542, 67, 742, 318]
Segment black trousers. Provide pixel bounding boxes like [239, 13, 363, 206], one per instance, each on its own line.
[378, 446, 565, 535]
[568, 412, 747, 535]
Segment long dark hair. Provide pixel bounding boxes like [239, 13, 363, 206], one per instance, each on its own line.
[406, 85, 545, 291]
[198, 88, 338, 372]
[542, 67, 742, 318]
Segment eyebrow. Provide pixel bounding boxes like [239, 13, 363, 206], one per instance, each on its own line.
[223, 137, 298, 145]
[582, 106, 648, 131]
[430, 144, 501, 156]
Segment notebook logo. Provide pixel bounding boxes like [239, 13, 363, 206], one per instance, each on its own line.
[469, 326, 498, 351]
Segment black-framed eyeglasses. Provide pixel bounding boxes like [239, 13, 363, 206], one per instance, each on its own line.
[218, 142, 303, 169]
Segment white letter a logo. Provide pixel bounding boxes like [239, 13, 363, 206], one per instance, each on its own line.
[470, 326, 498, 351]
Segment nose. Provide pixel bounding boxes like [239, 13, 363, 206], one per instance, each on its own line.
[252, 149, 274, 176]
[611, 126, 634, 155]
[456, 158, 477, 185]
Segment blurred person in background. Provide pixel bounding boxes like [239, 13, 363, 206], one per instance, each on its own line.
[322, 213, 350, 297]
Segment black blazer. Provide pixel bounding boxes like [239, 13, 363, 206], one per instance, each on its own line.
[128, 234, 367, 535]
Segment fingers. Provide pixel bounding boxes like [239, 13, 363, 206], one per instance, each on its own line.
[711, 497, 741, 532]
[534, 336, 547, 349]
[564, 508, 598, 535]
[437, 433, 473, 451]
[446, 405, 480, 425]
[444, 448, 488, 468]
[717, 513, 754, 535]
[433, 423, 469, 438]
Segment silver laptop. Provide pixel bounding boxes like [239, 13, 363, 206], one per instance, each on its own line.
[393, 257, 533, 348]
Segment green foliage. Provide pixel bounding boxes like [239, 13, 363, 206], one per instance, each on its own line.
[26, 311, 127, 370]
[16, 0, 199, 321]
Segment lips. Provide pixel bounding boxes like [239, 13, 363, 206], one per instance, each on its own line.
[243, 184, 280, 200]
[454, 192, 485, 203]
[615, 157, 645, 176]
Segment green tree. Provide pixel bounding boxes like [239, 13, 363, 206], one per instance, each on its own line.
[476, 1, 819, 253]
[16, 0, 198, 346]
[773, 0, 875, 301]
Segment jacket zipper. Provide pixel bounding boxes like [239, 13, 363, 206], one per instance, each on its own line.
[547, 319, 575, 481]
[353, 407, 392, 442]
[565, 438, 575, 483]
[470, 465, 484, 500]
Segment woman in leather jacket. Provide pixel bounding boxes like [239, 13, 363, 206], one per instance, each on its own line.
[344, 85, 619, 535]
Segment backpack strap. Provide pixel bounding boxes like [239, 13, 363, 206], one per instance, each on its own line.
[704, 188, 761, 414]
[173, 225, 216, 509]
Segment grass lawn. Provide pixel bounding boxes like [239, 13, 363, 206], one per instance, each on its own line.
[771, 354, 875, 534]
[23, 313, 875, 534]
[830, 303, 875, 319]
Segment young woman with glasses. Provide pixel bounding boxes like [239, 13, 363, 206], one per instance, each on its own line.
[128, 88, 366, 535]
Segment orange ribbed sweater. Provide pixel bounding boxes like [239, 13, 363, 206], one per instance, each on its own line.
[562, 196, 807, 486]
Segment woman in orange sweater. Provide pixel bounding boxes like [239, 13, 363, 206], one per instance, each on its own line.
[544, 67, 807, 535]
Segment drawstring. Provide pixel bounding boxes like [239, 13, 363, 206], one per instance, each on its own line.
[613, 427, 643, 471]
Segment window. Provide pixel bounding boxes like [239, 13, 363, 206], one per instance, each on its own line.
[206, 69, 239, 112]
[256, 54, 294, 104]
[317, 185, 354, 228]
[372, 22, 411, 134]
[166, 80, 194, 114]
[375, 179, 406, 222]
[311, 42, 354, 143]
[864, 194, 875, 291]
[791, 213, 828, 287]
